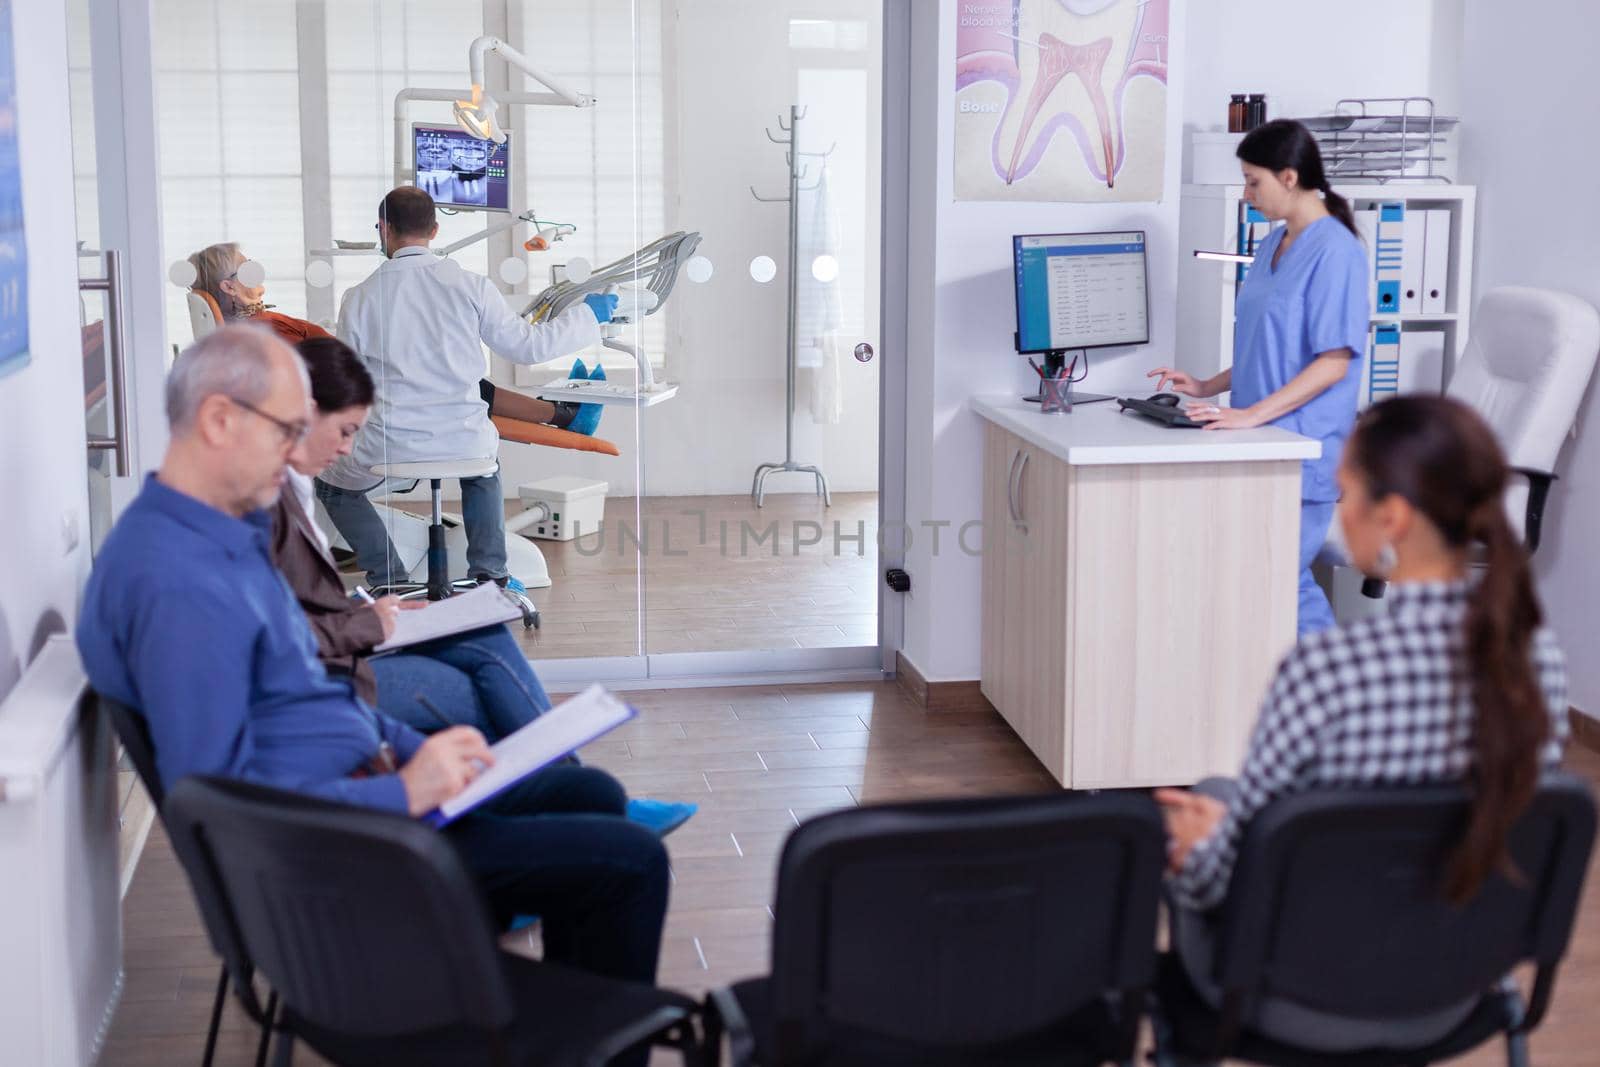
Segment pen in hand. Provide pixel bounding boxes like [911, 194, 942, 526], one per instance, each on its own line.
[353, 586, 375, 605]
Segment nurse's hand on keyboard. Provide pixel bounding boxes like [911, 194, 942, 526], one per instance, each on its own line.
[1146, 366, 1206, 397]
[583, 293, 619, 324]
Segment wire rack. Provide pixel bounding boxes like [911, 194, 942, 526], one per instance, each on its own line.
[1294, 97, 1458, 183]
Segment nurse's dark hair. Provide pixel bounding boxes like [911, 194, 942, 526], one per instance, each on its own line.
[295, 336, 375, 413]
[1237, 119, 1359, 238]
[1343, 395, 1549, 905]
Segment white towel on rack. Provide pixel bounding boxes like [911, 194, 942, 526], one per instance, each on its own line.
[796, 162, 844, 425]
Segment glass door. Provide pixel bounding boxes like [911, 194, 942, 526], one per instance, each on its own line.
[636, 1, 884, 670]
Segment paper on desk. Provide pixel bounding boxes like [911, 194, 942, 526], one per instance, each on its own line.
[425, 684, 637, 827]
[372, 581, 524, 653]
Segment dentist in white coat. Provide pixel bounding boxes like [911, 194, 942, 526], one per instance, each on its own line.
[318, 185, 617, 592]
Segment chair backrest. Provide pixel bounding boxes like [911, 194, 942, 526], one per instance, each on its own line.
[1447, 287, 1600, 537]
[99, 695, 272, 1017]
[163, 775, 517, 1038]
[187, 288, 223, 340]
[768, 792, 1165, 1055]
[100, 694, 165, 807]
[1213, 774, 1596, 1024]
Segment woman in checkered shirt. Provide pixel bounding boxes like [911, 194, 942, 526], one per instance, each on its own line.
[1157, 394, 1568, 1051]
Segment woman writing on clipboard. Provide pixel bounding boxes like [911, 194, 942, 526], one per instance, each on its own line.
[1149, 120, 1370, 636]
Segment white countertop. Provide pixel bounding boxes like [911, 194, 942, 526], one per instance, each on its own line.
[972, 394, 1321, 467]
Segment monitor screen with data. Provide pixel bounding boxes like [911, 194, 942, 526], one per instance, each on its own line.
[412, 124, 511, 212]
[1012, 231, 1150, 353]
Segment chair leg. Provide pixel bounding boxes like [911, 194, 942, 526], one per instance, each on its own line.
[254, 991, 279, 1067]
[269, 1023, 295, 1067]
[1506, 1029, 1531, 1067]
[200, 965, 227, 1067]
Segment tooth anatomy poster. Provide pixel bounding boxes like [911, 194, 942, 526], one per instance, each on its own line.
[0, 0, 28, 380]
[954, 0, 1170, 202]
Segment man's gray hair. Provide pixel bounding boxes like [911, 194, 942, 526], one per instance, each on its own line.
[165, 324, 305, 433]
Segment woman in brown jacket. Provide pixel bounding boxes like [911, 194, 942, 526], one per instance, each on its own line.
[276, 336, 694, 835]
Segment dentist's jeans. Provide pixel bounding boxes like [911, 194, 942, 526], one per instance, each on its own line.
[369, 624, 552, 741]
[315, 469, 510, 587]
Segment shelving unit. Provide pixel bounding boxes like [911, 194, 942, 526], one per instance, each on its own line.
[1175, 183, 1477, 403]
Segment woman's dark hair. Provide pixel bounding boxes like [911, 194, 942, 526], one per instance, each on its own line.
[1344, 395, 1549, 903]
[295, 336, 375, 413]
[1237, 119, 1359, 238]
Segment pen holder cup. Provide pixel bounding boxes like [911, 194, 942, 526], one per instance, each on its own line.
[1039, 376, 1072, 414]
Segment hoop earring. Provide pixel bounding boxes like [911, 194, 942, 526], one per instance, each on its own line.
[1373, 542, 1398, 578]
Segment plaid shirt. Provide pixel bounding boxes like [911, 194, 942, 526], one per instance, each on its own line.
[1171, 580, 1569, 912]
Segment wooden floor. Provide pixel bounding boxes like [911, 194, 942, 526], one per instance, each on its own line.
[506, 491, 880, 660]
[101, 684, 1600, 1066]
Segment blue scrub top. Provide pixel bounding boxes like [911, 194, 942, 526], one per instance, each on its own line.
[1231, 216, 1370, 502]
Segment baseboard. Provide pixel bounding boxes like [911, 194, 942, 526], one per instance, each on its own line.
[1570, 708, 1600, 755]
[894, 651, 995, 713]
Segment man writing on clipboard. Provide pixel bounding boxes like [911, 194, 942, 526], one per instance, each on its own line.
[75, 326, 670, 1002]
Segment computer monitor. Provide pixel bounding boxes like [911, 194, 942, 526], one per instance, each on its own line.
[412, 123, 512, 213]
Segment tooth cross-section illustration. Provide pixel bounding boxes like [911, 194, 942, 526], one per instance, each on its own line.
[996, 0, 1142, 189]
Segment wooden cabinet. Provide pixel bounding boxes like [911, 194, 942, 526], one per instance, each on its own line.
[979, 419, 1302, 789]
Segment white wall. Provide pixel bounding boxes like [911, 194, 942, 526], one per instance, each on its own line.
[1183, 0, 1445, 134]
[0, 0, 92, 704]
[1458, 0, 1600, 721]
[900, 0, 1187, 681]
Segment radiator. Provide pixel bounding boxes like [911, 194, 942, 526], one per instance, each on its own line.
[0, 635, 122, 1065]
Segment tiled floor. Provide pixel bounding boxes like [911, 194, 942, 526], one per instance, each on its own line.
[101, 685, 1600, 1065]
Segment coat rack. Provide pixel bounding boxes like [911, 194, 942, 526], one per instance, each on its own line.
[749, 105, 836, 508]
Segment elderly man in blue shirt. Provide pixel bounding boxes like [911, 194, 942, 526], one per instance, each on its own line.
[76, 324, 668, 991]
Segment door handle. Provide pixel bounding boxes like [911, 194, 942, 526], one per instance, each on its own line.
[1004, 444, 1017, 524]
[82, 249, 131, 477]
[853, 342, 874, 363]
[1007, 449, 1029, 532]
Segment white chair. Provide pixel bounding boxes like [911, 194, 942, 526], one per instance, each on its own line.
[1447, 286, 1600, 551]
[1324, 286, 1600, 612]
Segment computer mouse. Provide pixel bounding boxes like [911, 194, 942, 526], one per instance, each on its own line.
[1148, 392, 1182, 407]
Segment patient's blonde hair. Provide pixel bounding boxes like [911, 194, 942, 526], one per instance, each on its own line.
[189, 242, 247, 318]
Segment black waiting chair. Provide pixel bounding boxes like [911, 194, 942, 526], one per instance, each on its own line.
[162, 774, 704, 1067]
[101, 694, 277, 1067]
[704, 792, 1167, 1066]
[1151, 774, 1597, 1067]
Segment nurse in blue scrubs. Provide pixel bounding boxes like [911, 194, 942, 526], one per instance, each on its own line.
[1149, 119, 1370, 635]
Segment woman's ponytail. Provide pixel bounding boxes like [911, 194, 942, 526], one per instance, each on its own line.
[1345, 396, 1553, 905]
[1322, 187, 1359, 239]
[1448, 496, 1549, 903]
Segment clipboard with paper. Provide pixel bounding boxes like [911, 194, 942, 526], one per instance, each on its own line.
[372, 581, 524, 653]
[422, 684, 637, 828]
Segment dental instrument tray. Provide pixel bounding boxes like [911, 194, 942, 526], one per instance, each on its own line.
[535, 379, 678, 406]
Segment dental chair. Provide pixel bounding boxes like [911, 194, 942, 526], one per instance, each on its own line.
[1323, 286, 1600, 615]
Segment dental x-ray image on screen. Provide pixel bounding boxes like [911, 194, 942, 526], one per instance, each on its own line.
[413, 123, 511, 212]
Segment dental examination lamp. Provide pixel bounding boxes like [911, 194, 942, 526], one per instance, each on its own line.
[452, 36, 592, 144]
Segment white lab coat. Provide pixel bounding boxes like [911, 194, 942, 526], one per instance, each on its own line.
[321, 245, 601, 491]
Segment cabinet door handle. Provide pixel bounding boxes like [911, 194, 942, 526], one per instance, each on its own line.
[1004, 447, 1017, 521]
[1010, 450, 1029, 532]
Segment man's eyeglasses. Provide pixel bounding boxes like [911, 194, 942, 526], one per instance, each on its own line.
[228, 396, 309, 447]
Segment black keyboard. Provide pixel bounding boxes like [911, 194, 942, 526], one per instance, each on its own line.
[1117, 396, 1204, 428]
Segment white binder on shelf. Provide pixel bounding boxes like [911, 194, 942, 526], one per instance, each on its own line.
[1396, 329, 1448, 396]
[1400, 208, 1426, 315]
[1366, 323, 1401, 408]
[1373, 203, 1405, 316]
[1421, 209, 1451, 315]
[1354, 208, 1379, 315]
